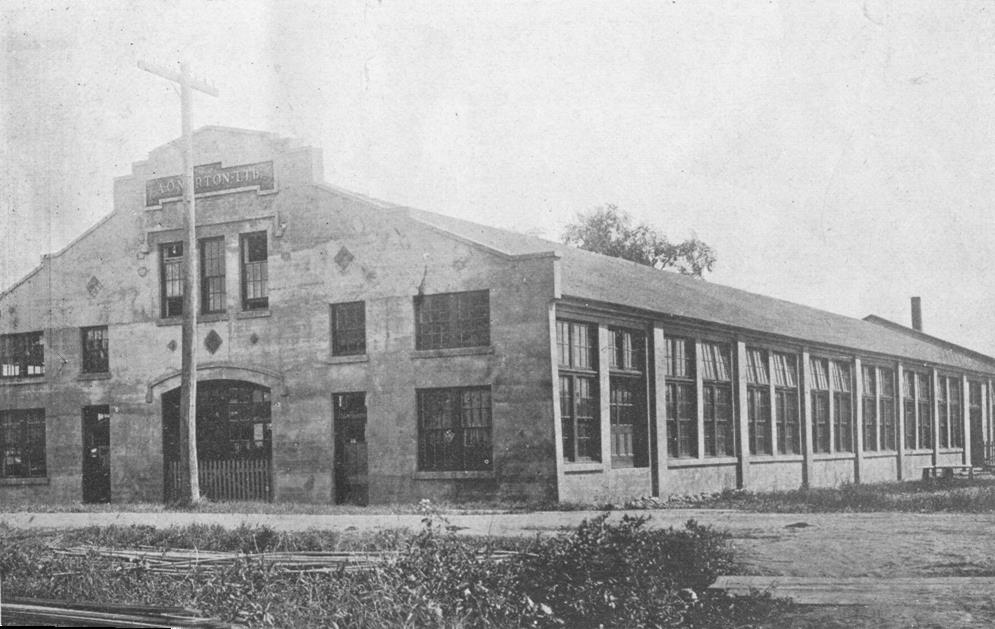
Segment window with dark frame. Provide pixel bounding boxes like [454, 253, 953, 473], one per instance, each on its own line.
[160, 242, 184, 318]
[903, 371, 917, 449]
[810, 357, 831, 453]
[558, 320, 599, 462]
[773, 352, 800, 455]
[240, 232, 268, 311]
[862, 366, 877, 451]
[879, 367, 896, 451]
[831, 360, 853, 452]
[970, 381, 982, 452]
[417, 386, 492, 471]
[81, 326, 109, 374]
[937, 376, 949, 448]
[0, 408, 46, 478]
[200, 237, 226, 315]
[701, 341, 734, 457]
[665, 336, 696, 458]
[917, 372, 933, 449]
[938, 375, 963, 449]
[608, 328, 647, 468]
[1, 332, 44, 379]
[414, 290, 489, 350]
[746, 348, 771, 456]
[331, 301, 366, 356]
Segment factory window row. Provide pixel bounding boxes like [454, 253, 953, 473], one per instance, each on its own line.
[1, 327, 109, 380]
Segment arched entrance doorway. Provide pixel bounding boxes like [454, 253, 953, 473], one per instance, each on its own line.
[163, 380, 273, 501]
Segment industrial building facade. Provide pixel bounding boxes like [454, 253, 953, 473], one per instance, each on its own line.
[1, 127, 993, 505]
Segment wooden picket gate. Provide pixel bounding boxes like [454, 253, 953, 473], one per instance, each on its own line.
[166, 458, 272, 502]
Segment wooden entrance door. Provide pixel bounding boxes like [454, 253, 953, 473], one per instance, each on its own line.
[334, 393, 368, 505]
[82, 405, 111, 503]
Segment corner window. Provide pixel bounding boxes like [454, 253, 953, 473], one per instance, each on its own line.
[240, 232, 269, 311]
[414, 290, 489, 350]
[81, 326, 109, 374]
[417, 387, 492, 471]
[200, 237, 226, 315]
[558, 321, 599, 462]
[0, 409, 46, 478]
[1, 332, 44, 379]
[160, 242, 184, 318]
[331, 301, 366, 356]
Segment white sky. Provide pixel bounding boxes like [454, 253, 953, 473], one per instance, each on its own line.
[2, 0, 995, 353]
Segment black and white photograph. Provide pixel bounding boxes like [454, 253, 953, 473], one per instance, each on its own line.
[1, 1, 994, 627]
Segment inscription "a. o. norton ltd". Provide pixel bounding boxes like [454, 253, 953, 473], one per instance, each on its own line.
[145, 160, 275, 207]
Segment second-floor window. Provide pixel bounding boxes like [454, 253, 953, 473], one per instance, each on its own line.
[1, 332, 44, 379]
[81, 326, 109, 374]
[241, 232, 269, 311]
[200, 237, 226, 314]
[160, 242, 184, 318]
[331, 301, 366, 355]
[414, 290, 489, 350]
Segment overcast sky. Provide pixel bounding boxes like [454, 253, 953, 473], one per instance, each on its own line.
[2, 1, 994, 353]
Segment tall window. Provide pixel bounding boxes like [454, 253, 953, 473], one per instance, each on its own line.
[831, 361, 853, 453]
[200, 237, 226, 314]
[938, 376, 963, 449]
[608, 328, 647, 467]
[81, 326, 109, 374]
[415, 290, 489, 350]
[0, 409, 46, 478]
[903, 371, 917, 449]
[746, 348, 771, 455]
[240, 232, 268, 311]
[917, 372, 933, 449]
[665, 337, 696, 458]
[417, 387, 492, 471]
[160, 242, 184, 318]
[558, 321, 599, 461]
[880, 368, 896, 451]
[862, 366, 877, 451]
[701, 342, 734, 457]
[773, 352, 800, 454]
[970, 381, 983, 451]
[810, 358, 831, 453]
[331, 301, 366, 356]
[1, 332, 44, 379]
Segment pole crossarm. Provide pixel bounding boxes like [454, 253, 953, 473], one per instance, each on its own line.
[138, 60, 219, 97]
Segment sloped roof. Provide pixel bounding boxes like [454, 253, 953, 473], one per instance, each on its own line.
[404, 208, 995, 374]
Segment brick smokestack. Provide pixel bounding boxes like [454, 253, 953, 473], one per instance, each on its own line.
[911, 297, 923, 331]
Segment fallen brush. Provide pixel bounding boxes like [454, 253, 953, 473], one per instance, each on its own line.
[1, 596, 238, 628]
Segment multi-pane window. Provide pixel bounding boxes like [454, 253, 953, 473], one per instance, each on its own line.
[903, 371, 917, 449]
[810, 358, 831, 453]
[831, 361, 852, 453]
[196, 383, 272, 459]
[240, 232, 269, 311]
[880, 368, 896, 450]
[862, 366, 896, 452]
[417, 387, 492, 471]
[917, 372, 933, 449]
[938, 376, 963, 449]
[160, 242, 184, 318]
[608, 328, 647, 468]
[746, 348, 771, 456]
[862, 366, 877, 451]
[200, 237, 226, 314]
[970, 381, 983, 451]
[0, 409, 46, 478]
[415, 290, 490, 350]
[904, 370, 932, 450]
[81, 326, 109, 374]
[558, 321, 599, 462]
[701, 342, 734, 457]
[331, 301, 366, 356]
[665, 337, 696, 458]
[773, 352, 800, 455]
[1, 332, 44, 379]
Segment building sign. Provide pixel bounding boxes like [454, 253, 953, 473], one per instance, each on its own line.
[145, 160, 275, 207]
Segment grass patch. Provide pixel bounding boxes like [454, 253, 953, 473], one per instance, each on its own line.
[1, 516, 791, 628]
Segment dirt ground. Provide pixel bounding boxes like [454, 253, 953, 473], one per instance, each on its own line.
[3, 508, 994, 627]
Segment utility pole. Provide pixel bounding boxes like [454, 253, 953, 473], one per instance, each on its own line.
[139, 60, 218, 503]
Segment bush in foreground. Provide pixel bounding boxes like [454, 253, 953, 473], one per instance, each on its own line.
[1, 516, 789, 628]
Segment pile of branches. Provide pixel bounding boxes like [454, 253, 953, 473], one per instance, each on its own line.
[2, 597, 235, 628]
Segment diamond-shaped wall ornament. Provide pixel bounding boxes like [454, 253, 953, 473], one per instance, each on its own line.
[334, 246, 355, 272]
[204, 330, 222, 355]
[86, 276, 103, 297]
[166, 340, 177, 352]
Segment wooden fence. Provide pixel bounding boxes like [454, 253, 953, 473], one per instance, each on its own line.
[166, 458, 272, 502]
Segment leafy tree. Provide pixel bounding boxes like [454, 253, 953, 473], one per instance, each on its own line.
[562, 204, 716, 277]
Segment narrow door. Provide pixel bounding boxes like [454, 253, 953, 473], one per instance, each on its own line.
[333, 393, 368, 505]
[82, 405, 111, 503]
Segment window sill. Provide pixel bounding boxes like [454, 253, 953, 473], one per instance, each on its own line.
[78, 372, 112, 381]
[156, 317, 182, 327]
[749, 455, 805, 464]
[413, 470, 494, 480]
[812, 453, 856, 461]
[325, 354, 369, 365]
[157, 313, 233, 326]
[563, 461, 604, 474]
[904, 449, 934, 455]
[236, 309, 271, 320]
[0, 377, 46, 386]
[668, 457, 737, 468]
[938, 448, 965, 454]
[411, 346, 494, 359]
[0, 476, 49, 486]
[862, 450, 898, 458]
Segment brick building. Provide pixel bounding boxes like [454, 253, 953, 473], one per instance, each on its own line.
[1, 127, 993, 505]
